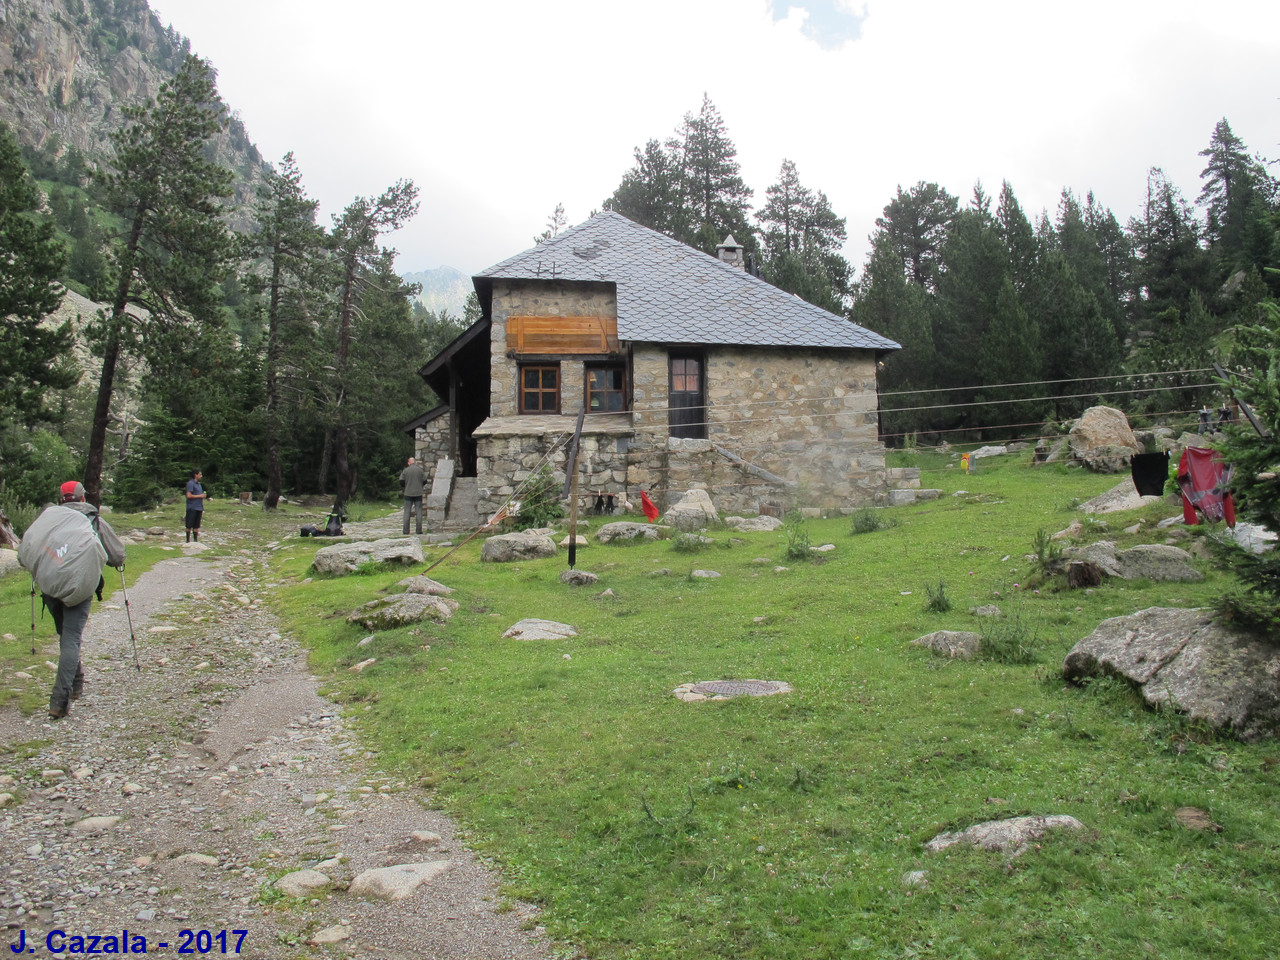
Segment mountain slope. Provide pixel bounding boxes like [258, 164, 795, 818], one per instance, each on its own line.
[0, 0, 268, 212]
[402, 265, 472, 317]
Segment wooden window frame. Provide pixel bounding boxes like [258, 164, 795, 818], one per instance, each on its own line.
[519, 363, 561, 414]
[585, 363, 628, 414]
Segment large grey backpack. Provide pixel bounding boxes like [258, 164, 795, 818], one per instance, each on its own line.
[17, 505, 108, 606]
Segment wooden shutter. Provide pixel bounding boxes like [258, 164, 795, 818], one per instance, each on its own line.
[506, 316, 618, 355]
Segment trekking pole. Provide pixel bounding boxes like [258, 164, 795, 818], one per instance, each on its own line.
[29, 577, 37, 656]
[119, 567, 141, 672]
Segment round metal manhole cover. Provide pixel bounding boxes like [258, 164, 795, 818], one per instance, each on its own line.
[673, 679, 792, 701]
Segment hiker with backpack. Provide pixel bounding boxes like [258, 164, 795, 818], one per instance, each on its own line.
[17, 481, 126, 720]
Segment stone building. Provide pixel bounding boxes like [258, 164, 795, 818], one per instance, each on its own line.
[410, 211, 900, 529]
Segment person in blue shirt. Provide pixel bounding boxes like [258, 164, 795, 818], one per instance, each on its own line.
[185, 469, 207, 542]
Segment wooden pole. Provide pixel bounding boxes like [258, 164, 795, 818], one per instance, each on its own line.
[565, 407, 586, 569]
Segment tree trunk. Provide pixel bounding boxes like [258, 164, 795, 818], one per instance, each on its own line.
[262, 239, 283, 510]
[318, 428, 333, 496]
[85, 211, 144, 507]
[334, 423, 352, 512]
[84, 331, 121, 508]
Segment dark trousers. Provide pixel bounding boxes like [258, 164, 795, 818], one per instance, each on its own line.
[44, 595, 90, 711]
[403, 496, 423, 535]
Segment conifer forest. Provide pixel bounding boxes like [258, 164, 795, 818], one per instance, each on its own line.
[3, 60, 1277, 513]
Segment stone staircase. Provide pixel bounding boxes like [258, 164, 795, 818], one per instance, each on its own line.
[885, 466, 943, 506]
[425, 459, 481, 531]
[443, 477, 479, 530]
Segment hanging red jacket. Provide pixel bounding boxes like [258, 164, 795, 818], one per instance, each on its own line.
[1176, 446, 1235, 526]
[640, 490, 660, 523]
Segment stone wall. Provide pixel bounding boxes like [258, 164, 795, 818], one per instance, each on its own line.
[488, 279, 618, 418]
[413, 413, 452, 480]
[631, 344, 888, 508]
[465, 284, 892, 523]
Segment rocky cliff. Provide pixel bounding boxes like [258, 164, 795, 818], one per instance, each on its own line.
[0, 0, 267, 210]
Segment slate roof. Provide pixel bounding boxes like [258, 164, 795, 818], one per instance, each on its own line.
[474, 211, 900, 352]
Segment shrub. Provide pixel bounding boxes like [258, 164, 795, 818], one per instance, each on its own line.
[1210, 306, 1280, 636]
[0, 428, 80, 510]
[671, 533, 710, 553]
[1033, 528, 1062, 570]
[783, 510, 811, 560]
[514, 465, 565, 530]
[979, 602, 1042, 664]
[850, 506, 898, 535]
[923, 579, 951, 613]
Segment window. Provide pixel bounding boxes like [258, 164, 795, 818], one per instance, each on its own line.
[519, 364, 560, 413]
[586, 365, 627, 413]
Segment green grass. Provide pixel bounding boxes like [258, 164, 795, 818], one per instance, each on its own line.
[0, 505, 181, 712]
[263, 455, 1280, 959]
[10, 462, 1277, 958]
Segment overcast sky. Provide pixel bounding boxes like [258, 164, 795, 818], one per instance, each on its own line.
[145, 0, 1279, 279]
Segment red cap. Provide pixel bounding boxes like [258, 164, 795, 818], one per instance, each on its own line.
[60, 481, 85, 502]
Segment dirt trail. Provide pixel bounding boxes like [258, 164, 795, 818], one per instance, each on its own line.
[0, 529, 549, 959]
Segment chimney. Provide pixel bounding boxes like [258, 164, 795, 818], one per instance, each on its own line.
[716, 234, 745, 270]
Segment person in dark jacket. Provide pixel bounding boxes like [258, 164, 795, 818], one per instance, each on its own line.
[399, 457, 427, 535]
[43, 482, 126, 719]
[184, 469, 207, 542]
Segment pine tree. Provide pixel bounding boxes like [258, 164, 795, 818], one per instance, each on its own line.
[675, 94, 753, 253]
[245, 152, 324, 509]
[758, 159, 851, 311]
[0, 121, 77, 428]
[1198, 118, 1271, 263]
[1213, 303, 1280, 633]
[326, 180, 420, 509]
[1130, 167, 1212, 321]
[84, 55, 234, 506]
[933, 203, 1007, 394]
[604, 138, 690, 240]
[873, 182, 959, 292]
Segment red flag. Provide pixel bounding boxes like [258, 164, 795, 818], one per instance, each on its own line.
[640, 490, 659, 523]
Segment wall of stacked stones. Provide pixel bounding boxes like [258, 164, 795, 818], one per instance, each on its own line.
[488, 279, 618, 418]
[631, 344, 889, 509]
[413, 416, 452, 477]
[464, 284, 892, 520]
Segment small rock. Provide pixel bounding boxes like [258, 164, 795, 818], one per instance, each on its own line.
[176, 853, 219, 867]
[350, 658, 377, 673]
[275, 869, 331, 898]
[502, 619, 577, 641]
[74, 816, 123, 834]
[308, 925, 352, 945]
[348, 862, 451, 901]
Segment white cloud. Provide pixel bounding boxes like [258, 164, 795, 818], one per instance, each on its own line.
[148, 0, 1280, 276]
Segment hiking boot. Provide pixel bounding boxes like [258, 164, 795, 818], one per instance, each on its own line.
[48, 702, 69, 720]
[71, 672, 84, 701]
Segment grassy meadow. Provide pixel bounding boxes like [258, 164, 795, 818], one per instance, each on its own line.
[2, 455, 1276, 958]
[260, 451, 1278, 960]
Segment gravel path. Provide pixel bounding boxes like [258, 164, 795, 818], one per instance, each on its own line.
[0, 530, 550, 959]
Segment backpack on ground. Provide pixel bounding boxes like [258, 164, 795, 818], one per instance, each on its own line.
[17, 505, 108, 606]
